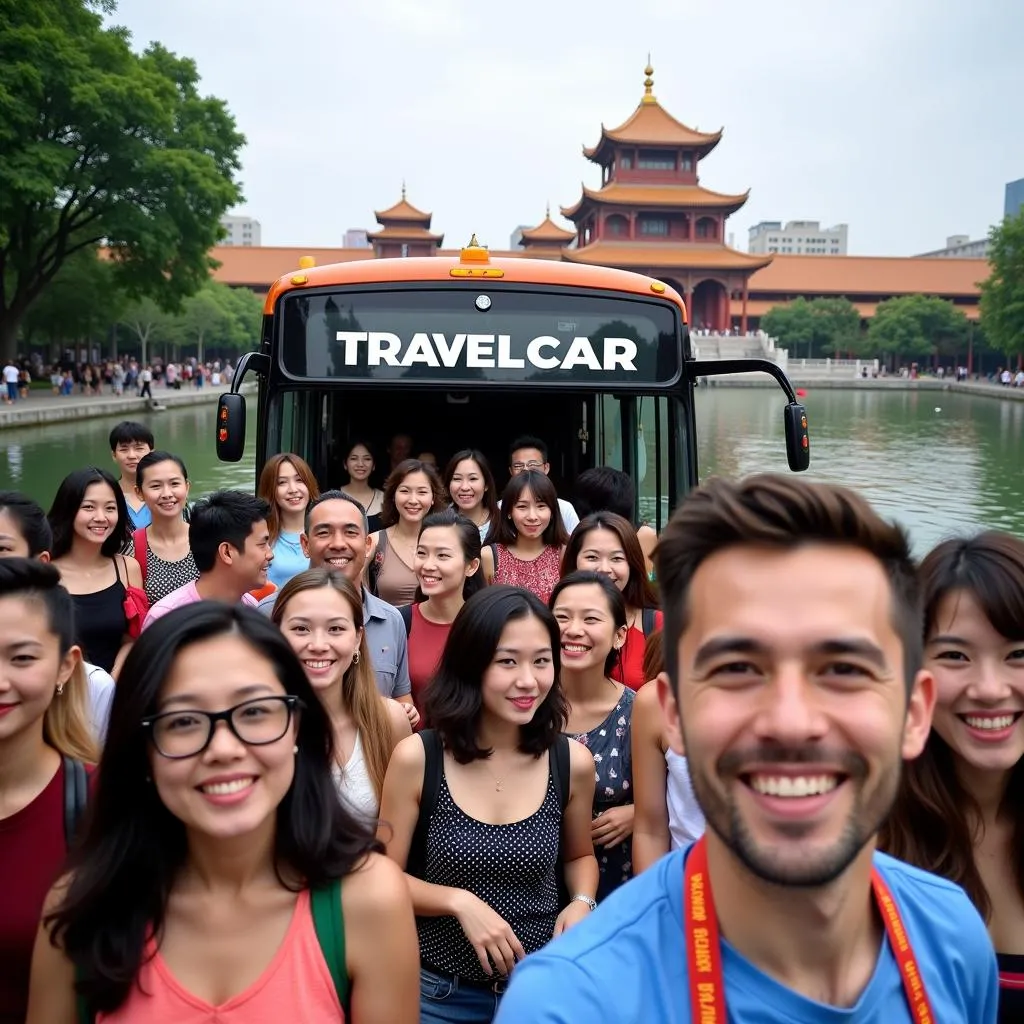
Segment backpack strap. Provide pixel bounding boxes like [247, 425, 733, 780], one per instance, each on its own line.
[310, 878, 349, 1013]
[407, 729, 443, 879]
[132, 527, 148, 583]
[62, 756, 88, 849]
[399, 602, 413, 637]
[550, 735, 572, 906]
[641, 607, 657, 637]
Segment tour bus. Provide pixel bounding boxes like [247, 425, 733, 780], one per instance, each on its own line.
[216, 239, 809, 531]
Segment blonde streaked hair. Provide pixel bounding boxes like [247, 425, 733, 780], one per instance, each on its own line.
[46, 657, 99, 763]
[273, 568, 394, 801]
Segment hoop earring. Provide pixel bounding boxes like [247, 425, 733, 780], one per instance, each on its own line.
[353, 650, 360, 665]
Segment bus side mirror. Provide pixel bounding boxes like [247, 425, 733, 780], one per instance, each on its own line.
[216, 393, 246, 462]
[783, 402, 810, 472]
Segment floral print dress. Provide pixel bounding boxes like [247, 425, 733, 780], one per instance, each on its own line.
[571, 686, 635, 900]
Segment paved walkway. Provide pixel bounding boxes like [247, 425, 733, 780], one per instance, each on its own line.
[0, 385, 229, 429]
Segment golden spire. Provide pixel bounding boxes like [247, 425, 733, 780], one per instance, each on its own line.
[642, 56, 656, 105]
[468, 233, 479, 247]
[545, 201, 551, 219]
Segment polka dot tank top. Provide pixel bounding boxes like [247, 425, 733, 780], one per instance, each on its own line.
[416, 767, 562, 982]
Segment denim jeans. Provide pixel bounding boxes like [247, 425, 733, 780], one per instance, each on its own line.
[419, 966, 506, 1024]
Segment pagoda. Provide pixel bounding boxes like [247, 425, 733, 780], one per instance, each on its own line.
[518, 205, 576, 259]
[560, 63, 771, 331]
[366, 184, 443, 258]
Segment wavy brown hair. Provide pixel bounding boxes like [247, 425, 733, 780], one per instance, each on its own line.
[562, 512, 658, 611]
[257, 453, 321, 546]
[379, 459, 447, 529]
[880, 530, 1024, 920]
[273, 568, 394, 801]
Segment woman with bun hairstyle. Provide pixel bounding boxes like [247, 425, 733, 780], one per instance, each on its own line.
[0, 559, 95, 1024]
[27, 602, 418, 1023]
[273, 569, 410, 822]
[881, 531, 1024, 1023]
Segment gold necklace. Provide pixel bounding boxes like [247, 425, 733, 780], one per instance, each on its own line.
[482, 758, 506, 792]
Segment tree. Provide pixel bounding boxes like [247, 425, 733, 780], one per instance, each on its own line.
[760, 297, 861, 359]
[220, 285, 264, 351]
[0, 0, 245, 359]
[175, 282, 241, 362]
[979, 210, 1024, 366]
[22, 247, 125, 356]
[119, 296, 177, 367]
[867, 294, 969, 363]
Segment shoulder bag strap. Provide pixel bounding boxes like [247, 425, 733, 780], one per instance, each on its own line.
[407, 729, 443, 878]
[310, 877, 349, 1012]
[62, 756, 88, 848]
[133, 527, 148, 583]
[641, 607, 657, 637]
[550, 735, 572, 906]
[399, 602, 413, 636]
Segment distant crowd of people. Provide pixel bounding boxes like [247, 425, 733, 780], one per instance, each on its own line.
[0, 420, 1021, 1022]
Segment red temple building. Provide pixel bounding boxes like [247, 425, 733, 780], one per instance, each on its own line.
[366, 185, 443, 258]
[560, 64, 772, 331]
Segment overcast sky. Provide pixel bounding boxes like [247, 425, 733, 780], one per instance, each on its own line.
[113, 0, 1023, 256]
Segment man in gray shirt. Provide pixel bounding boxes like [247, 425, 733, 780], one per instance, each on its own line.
[258, 489, 417, 725]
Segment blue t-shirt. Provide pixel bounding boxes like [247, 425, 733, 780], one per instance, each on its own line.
[126, 500, 152, 530]
[267, 532, 309, 590]
[495, 845, 999, 1024]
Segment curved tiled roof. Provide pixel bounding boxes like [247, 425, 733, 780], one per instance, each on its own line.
[365, 225, 443, 243]
[520, 211, 575, 244]
[563, 241, 772, 271]
[373, 196, 433, 224]
[562, 183, 750, 219]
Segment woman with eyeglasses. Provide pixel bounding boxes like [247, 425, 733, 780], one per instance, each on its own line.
[26, 602, 418, 1023]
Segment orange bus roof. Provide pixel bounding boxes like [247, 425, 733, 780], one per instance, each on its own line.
[263, 252, 687, 318]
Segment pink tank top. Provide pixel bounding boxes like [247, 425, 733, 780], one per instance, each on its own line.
[98, 890, 343, 1023]
[492, 544, 562, 604]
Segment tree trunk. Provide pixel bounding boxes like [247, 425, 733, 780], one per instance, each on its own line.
[197, 330, 204, 365]
[0, 315, 23, 362]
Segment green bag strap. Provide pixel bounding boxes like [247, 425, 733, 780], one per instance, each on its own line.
[311, 878, 349, 1012]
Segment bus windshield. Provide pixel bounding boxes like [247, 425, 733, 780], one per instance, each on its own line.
[278, 286, 682, 387]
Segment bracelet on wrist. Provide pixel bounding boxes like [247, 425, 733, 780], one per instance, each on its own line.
[569, 893, 597, 912]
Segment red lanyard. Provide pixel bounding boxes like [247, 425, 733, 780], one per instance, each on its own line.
[683, 836, 936, 1023]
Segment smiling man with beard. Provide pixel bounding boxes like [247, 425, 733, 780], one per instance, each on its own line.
[496, 474, 999, 1023]
[257, 490, 416, 720]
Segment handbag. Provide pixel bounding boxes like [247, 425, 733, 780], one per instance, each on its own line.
[115, 555, 150, 638]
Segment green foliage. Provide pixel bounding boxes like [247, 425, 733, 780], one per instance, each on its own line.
[0, 0, 245, 358]
[866, 295, 970, 361]
[760, 297, 861, 359]
[979, 210, 1024, 363]
[22, 248, 125, 348]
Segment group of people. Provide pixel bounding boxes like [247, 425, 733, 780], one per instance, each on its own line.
[0, 423, 1020, 1023]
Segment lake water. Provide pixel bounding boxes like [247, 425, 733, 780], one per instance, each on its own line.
[2, 388, 1022, 555]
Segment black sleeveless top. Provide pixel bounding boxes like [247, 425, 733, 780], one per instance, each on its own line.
[417, 768, 562, 982]
[70, 564, 127, 673]
[997, 952, 1024, 1023]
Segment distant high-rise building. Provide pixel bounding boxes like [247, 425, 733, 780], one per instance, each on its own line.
[916, 234, 990, 259]
[748, 220, 847, 255]
[219, 215, 261, 247]
[344, 229, 371, 248]
[1006, 178, 1024, 219]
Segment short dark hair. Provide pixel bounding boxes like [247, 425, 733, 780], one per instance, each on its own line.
[416, 509, 486, 601]
[379, 459, 446, 529]
[654, 474, 921, 694]
[549, 570, 627, 675]
[0, 491, 53, 556]
[46, 602, 381, 1017]
[188, 490, 270, 573]
[135, 451, 189, 489]
[487, 471, 568, 547]
[509, 435, 548, 463]
[47, 468, 131, 559]
[561, 512, 658, 610]
[573, 466, 636, 521]
[307, 489, 368, 535]
[108, 421, 154, 453]
[0, 557, 75, 655]
[424, 586, 567, 763]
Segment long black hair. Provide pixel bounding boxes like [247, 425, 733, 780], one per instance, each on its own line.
[47, 467, 130, 558]
[46, 601, 381, 1016]
[424, 585, 567, 763]
[486, 470, 568, 547]
[416, 508, 486, 601]
[550, 570, 628, 675]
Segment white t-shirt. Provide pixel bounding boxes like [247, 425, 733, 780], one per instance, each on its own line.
[2, 364, 19, 383]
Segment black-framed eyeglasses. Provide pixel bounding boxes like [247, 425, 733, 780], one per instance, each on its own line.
[510, 460, 544, 472]
[142, 696, 304, 759]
